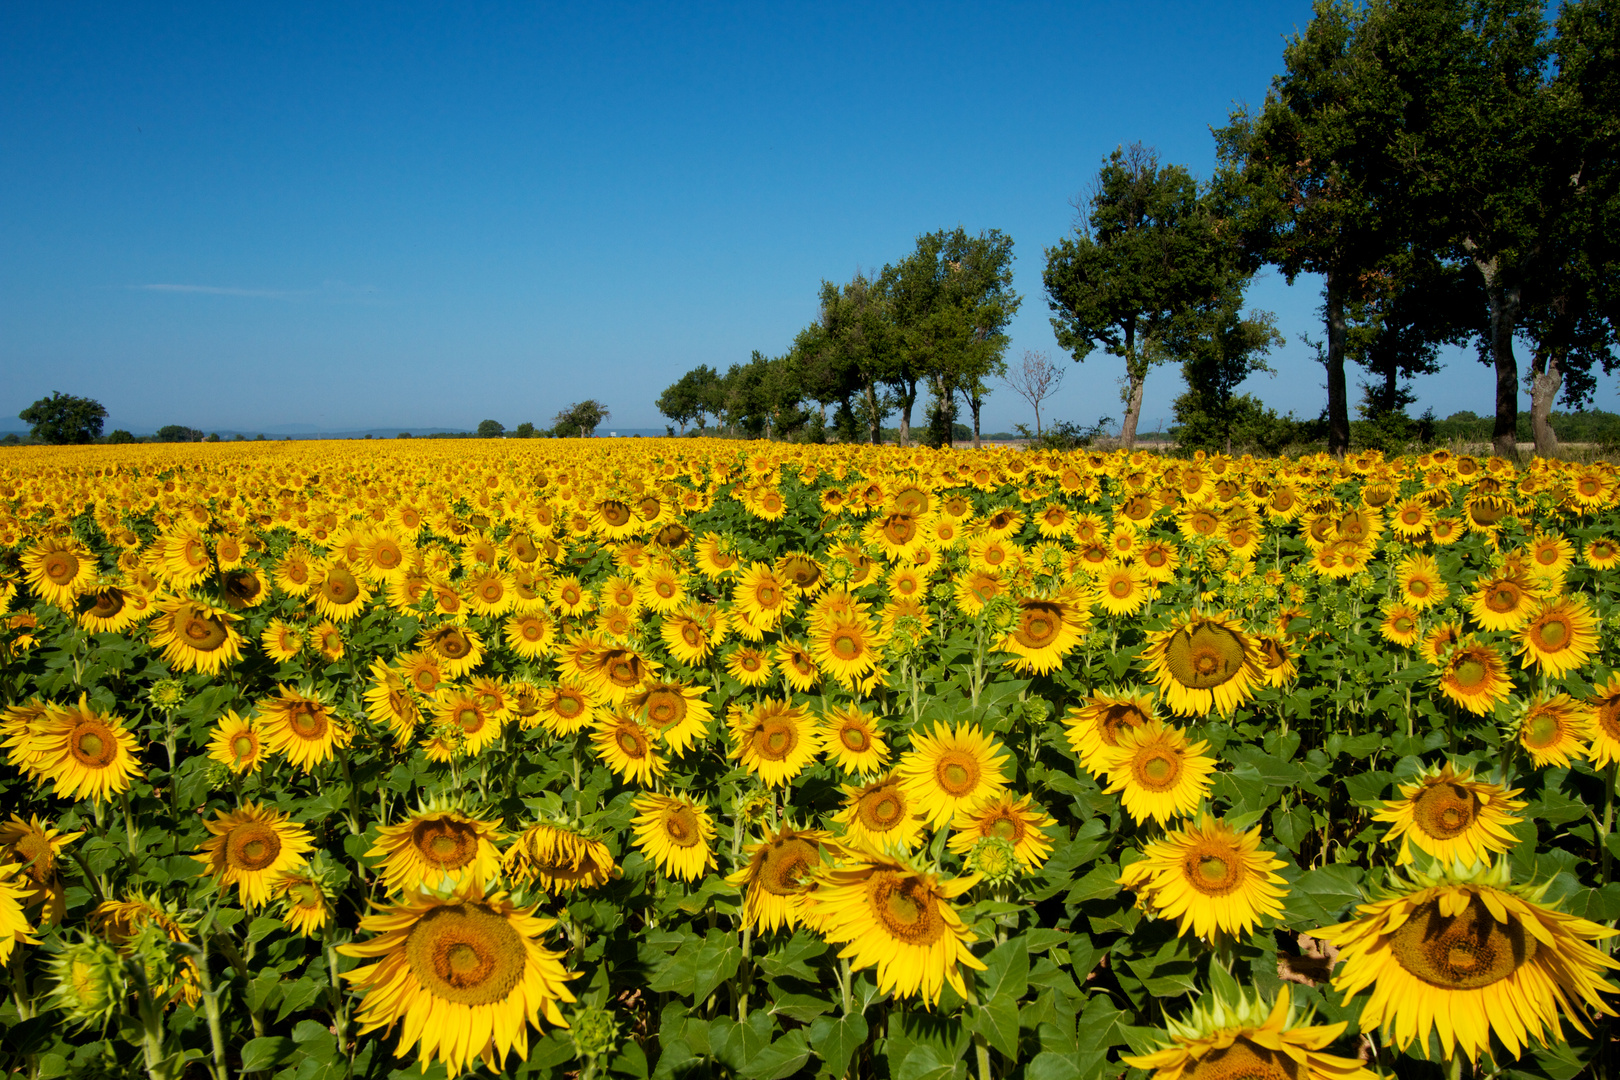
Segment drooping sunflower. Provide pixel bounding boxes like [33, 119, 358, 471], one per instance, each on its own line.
[1374, 762, 1526, 867]
[0, 815, 81, 925]
[729, 698, 819, 787]
[340, 882, 577, 1078]
[1515, 694, 1594, 768]
[22, 535, 97, 608]
[1102, 721, 1216, 826]
[27, 695, 144, 803]
[206, 710, 265, 774]
[367, 805, 505, 895]
[946, 793, 1055, 871]
[150, 597, 244, 675]
[726, 824, 843, 933]
[818, 705, 890, 776]
[629, 679, 713, 755]
[1140, 612, 1263, 717]
[1316, 859, 1620, 1065]
[1124, 986, 1378, 1080]
[833, 773, 929, 853]
[897, 722, 1010, 827]
[809, 851, 984, 1007]
[271, 868, 332, 937]
[1516, 594, 1599, 678]
[592, 712, 667, 786]
[255, 684, 353, 773]
[629, 792, 716, 881]
[1588, 673, 1620, 768]
[1117, 814, 1288, 940]
[503, 822, 619, 892]
[1065, 691, 1156, 778]
[999, 590, 1088, 675]
[1436, 637, 1513, 716]
[193, 801, 314, 907]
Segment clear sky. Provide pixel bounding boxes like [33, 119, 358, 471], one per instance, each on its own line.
[4, 2, 1611, 436]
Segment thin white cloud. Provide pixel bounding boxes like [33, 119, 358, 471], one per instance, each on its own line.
[136, 283, 305, 299]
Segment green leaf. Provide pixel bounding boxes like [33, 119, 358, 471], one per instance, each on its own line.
[1283, 864, 1367, 925]
[896, 1043, 955, 1080]
[740, 1030, 811, 1080]
[1025, 1051, 1084, 1080]
[974, 994, 1021, 1059]
[808, 1013, 869, 1079]
[768, 992, 831, 1023]
[1270, 804, 1312, 852]
[757, 930, 827, 981]
[239, 1036, 295, 1072]
[276, 977, 324, 1022]
[978, 937, 1029, 1001]
[1063, 865, 1120, 905]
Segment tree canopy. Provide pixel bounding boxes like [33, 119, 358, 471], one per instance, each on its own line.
[19, 392, 106, 445]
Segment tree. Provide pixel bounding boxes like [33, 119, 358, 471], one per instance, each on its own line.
[155, 425, 205, 443]
[105, 429, 136, 444]
[656, 365, 722, 434]
[552, 400, 609, 438]
[1002, 349, 1065, 438]
[18, 392, 107, 444]
[477, 419, 505, 438]
[1045, 145, 1230, 450]
[513, 422, 536, 438]
[1170, 296, 1286, 454]
[795, 272, 897, 444]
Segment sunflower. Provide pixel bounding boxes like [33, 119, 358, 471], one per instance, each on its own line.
[726, 825, 843, 933]
[1136, 539, 1180, 583]
[1140, 611, 1262, 717]
[1395, 553, 1449, 610]
[809, 851, 984, 1007]
[1583, 536, 1619, 570]
[1117, 815, 1287, 941]
[818, 705, 890, 776]
[1378, 603, 1422, 647]
[1588, 673, 1620, 767]
[73, 584, 145, 633]
[1515, 694, 1594, 768]
[729, 698, 819, 787]
[310, 561, 372, 622]
[430, 688, 500, 757]
[1124, 986, 1378, 1080]
[27, 695, 144, 803]
[260, 618, 304, 662]
[897, 722, 1009, 827]
[340, 882, 577, 1078]
[946, 794, 1055, 871]
[1516, 595, 1599, 678]
[1316, 859, 1620, 1064]
[193, 801, 314, 907]
[639, 563, 687, 613]
[273, 545, 322, 597]
[833, 774, 928, 853]
[206, 710, 265, 774]
[149, 527, 215, 589]
[722, 645, 772, 687]
[0, 815, 81, 925]
[398, 649, 447, 697]
[1102, 721, 1216, 826]
[809, 615, 885, 688]
[22, 536, 97, 608]
[367, 806, 505, 895]
[1094, 561, 1150, 616]
[629, 793, 716, 881]
[503, 822, 619, 892]
[151, 597, 244, 674]
[733, 562, 791, 637]
[952, 568, 1004, 617]
[538, 681, 599, 737]
[775, 639, 822, 692]
[89, 892, 199, 1006]
[1468, 570, 1539, 632]
[629, 679, 713, 754]
[1436, 638, 1513, 716]
[999, 590, 1088, 675]
[694, 533, 741, 579]
[311, 619, 345, 663]
[660, 603, 723, 665]
[1064, 691, 1156, 777]
[584, 644, 657, 703]
[272, 869, 332, 937]
[420, 623, 486, 679]
[1374, 762, 1526, 867]
[592, 712, 667, 786]
[256, 684, 353, 773]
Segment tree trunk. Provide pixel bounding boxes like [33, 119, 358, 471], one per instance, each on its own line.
[971, 395, 983, 448]
[1033, 402, 1041, 439]
[1119, 321, 1142, 451]
[864, 382, 881, 444]
[1324, 271, 1350, 458]
[898, 381, 916, 447]
[1530, 351, 1562, 458]
[1467, 245, 1521, 460]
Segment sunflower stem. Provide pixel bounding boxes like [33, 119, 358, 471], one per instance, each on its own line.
[962, 983, 993, 1080]
[119, 790, 139, 861]
[8, 949, 34, 1021]
[324, 933, 354, 1071]
[1601, 761, 1617, 888]
[737, 922, 753, 1022]
[189, 942, 230, 1080]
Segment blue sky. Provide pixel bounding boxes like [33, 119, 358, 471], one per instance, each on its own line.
[3, 2, 1610, 436]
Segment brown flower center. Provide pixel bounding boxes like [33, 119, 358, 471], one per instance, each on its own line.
[1390, 895, 1535, 990]
[405, 903, 526, 1006]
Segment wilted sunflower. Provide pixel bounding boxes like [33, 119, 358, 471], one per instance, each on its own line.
[726, 824, 842, 933]
[946, 793, 1055, 872]
[255, 684, 353, 773]
[1102, 721, 1216, 826]
[340, 882, 577, 1078]
[810, 851, 984, 1007]
[1141, 612, 1262, 717]
[729, 698, 819, 787]
[0, 815, 81, 924]
[1317, 859, 1620, 1064]
[592, 712, 666, 786]
[999, 590, 1088, 675]
[1117, 815, 1287, 940]
[818, 705, 890, 775]
[629, 792, 716, 881]
[1124, 986, 1378, 1080]
[1515, 694, 1594, 768]
[28, 695, 144, 803]
[22, 535, 96, 608]
[89, 891, 201, 1006]
[503, 822, 619, 892]
[206, 710, 265, 774]
[898, 722, 1010, 827]
[193, 801, 314, 907]
[1517, 595, 1599, 678]
[834, 773, 928, 853]
[1374, 762, 1526, 867]
[629, 679, 713, 755]
[367, 805, 505, 895]
[1436, 638, 1513, 716]
[1065, 691, 1156, 777]
[151, 597, 244, 674]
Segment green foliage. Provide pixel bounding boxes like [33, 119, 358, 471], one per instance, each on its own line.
[553, 400, 610, 438]
[477, 419, 506, 438]
[18, 391, 107, 444]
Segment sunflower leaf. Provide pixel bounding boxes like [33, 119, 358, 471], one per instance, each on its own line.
[808, 1013, 869, 1080]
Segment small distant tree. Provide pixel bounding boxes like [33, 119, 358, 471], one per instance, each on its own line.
[19, 392, 107, 444]
[513, 422, 536, 438]
[155, 425, 205, 443]
[553, 400, 609, 437]
[477, 419, 505, 438]
[1002, 349, 1066, 437]
[105, 429, 137, 444]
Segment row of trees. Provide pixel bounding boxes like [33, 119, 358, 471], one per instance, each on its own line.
[475, 401, 611, 440]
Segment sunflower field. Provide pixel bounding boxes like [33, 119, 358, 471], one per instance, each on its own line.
[2, 440, 1620, 1080]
